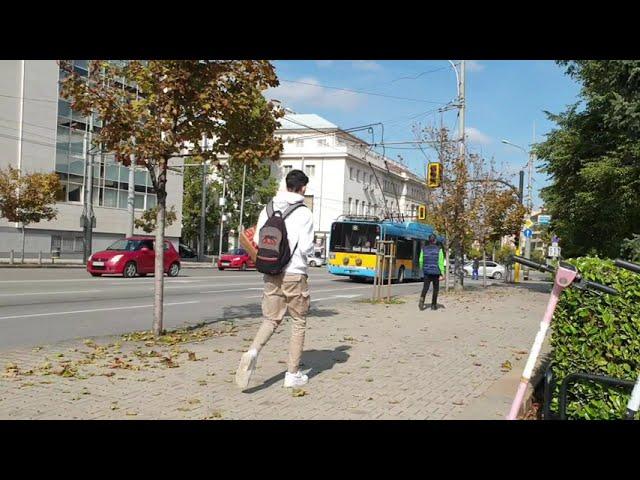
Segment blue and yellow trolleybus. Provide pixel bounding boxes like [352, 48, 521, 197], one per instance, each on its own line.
[327, 215, 441, 282]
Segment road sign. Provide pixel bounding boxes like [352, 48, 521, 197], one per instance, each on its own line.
[524, 229, 533, 238]
[524, 219, 534, 229]
[538, 215, 551, 225]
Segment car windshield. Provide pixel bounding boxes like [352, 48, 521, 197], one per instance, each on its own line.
[229, 249, 246, 255]
[106, 239, 143, 251]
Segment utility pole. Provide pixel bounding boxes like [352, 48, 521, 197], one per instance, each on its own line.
[218, 177, 226, 256]
[454, 60, 466, 291]
[82, 114, 95, 264]
[199, 135, 208, 261]
[523, 122, 536, 280]
[127, 86, 139, 238]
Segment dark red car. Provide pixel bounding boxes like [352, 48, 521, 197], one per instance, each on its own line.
[217, 248, 255, 271]
[87, 236, 181, 278]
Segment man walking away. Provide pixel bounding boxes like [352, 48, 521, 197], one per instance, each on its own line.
[472, 257, 480, 280]
[235, 169, 315, 390]
[419, 234, 445, 311]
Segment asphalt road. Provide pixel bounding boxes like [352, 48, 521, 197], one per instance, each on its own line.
[0, 266, 433, 350]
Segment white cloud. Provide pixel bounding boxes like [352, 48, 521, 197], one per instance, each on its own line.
[316, 60, 334, 68]
[465, 127, 492, 145]
[265, 77, 363, 112]
[352, 60, 383, 71]
[466, 60, 485, 72]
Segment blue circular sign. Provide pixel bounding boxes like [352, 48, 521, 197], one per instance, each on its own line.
[524, 229, 533, 238]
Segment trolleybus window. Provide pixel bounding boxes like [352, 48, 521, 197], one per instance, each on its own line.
[330, 223, 378, 254]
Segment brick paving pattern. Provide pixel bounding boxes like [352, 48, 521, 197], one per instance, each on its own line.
[0, 283, 548, 419]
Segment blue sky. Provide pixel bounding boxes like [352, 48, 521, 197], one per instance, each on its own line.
[267, 60, 582, 210]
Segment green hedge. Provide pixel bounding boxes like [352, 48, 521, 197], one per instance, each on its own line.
[549, 257, 640, 419]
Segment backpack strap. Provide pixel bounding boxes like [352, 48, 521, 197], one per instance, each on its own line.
[282, 201, 306, 220]
[266, 201, 274, 218]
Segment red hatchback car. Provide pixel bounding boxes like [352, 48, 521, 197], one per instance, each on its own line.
[87, 236, 181, 278]
[217, 248, 255, 271]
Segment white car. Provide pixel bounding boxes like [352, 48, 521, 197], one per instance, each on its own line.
[463, 261, 505, 280]
[307, 255, 326, 267]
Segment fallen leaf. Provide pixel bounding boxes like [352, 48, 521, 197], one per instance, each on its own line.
[187, 398, 201, 405]
[365, 378, 374, 382]
[291, 388, 307, 397]
[188, 352, 197, 361]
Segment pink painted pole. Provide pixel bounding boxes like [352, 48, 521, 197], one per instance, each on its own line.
[506, 265, 578, 420]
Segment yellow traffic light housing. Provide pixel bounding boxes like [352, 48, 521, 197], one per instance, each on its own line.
[418, 205, 426, 220]
[427, 162, 442, 188]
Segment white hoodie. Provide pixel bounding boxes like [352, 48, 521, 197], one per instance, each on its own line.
[253, 191, 315, 275]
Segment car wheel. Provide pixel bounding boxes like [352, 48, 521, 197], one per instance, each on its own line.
[139, 273, 148, 277]
[218, 267, 225, 271]
[240, 262, 247, 271]
[167, 262, 180, 277]
[90, 273, 102, 277]
[309, 260, 317, 267]
[123, 261, 137, 278]
[493, 271, 503, 280]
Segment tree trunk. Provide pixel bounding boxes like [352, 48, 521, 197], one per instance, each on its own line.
[152, 163, 167, 337]
[492, 243, 496, 262]
[482, 245, 487, 288]
[21, 224, 25, 264]
[453, 238, 464, 291]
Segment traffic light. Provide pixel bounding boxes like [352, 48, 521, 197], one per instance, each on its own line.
[427, 162, 442, 188]
[418, 205, 426, 220]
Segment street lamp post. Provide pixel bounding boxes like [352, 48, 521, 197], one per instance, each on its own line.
[181, 159, 211, 262]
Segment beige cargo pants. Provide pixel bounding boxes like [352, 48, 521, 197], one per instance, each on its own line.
[249, 273, 310, 374]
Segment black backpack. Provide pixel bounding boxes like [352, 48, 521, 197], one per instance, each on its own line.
[255, 200, 306, 275]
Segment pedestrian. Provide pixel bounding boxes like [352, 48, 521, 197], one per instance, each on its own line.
[235, 169, 315, 390]
[418, 234, 445, 311]
[472, 257, 480, 280]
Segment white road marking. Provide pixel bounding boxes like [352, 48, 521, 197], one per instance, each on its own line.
[199, 287, 264, 294]
[0, 290, 102, 297]
[0, 301, 199, 321]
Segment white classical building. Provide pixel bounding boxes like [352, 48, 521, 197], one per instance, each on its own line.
[270, 114, 428, 254]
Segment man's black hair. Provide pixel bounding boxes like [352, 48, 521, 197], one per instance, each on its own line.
[286, 169, 309, 193]
[428, 234, 436, 243]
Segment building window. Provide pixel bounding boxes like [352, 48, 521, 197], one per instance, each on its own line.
[282, 165, 292, 174]
[295, 139, 304, 147]
[363, 202, 368, 215]
[350, 167, 355, 181]
[355, 199, 359, 215]
[348, 197, 352, 214]
[356, 169, 361, 182]
[304, 195, 314, 211]
[370, 174, 374, 185]
[305, 164, 315, 177]
[317, 139, 327, 147]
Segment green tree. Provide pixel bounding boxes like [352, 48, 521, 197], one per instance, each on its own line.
[60, 60, 283, 336]
[0, 166, 61, 262]
[181, 163, 219, 253]
[620, 233, 640, 261]
[537, 61, 640, 258]
[216, 160, 277, 240]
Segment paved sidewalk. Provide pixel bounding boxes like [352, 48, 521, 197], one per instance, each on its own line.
[0, 282, 549, 420]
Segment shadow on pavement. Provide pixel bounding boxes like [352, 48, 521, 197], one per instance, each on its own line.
[492, 281, 552, 295]
[215, 303, 340, 324]
[242, 345, 351, 394]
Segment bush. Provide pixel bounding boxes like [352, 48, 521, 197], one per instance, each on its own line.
[548, 257, 640, 419]
[495, 245, 515, 265]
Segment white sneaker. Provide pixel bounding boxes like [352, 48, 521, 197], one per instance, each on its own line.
[235, 349, 258, 389]
[284, 371, 309, 388]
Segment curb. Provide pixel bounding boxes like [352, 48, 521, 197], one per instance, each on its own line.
[0, 262, 216, 269]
